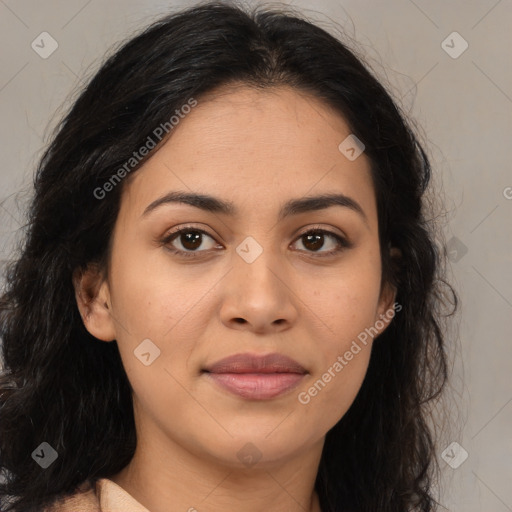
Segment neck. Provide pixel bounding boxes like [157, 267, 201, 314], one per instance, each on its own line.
[110, 423, 324, 512]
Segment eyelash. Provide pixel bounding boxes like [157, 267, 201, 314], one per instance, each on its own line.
[160, 224, 352, 260]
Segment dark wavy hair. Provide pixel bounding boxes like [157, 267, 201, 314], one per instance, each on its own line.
[0, 2, 457, 511]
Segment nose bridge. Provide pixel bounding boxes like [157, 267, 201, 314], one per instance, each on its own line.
[233, 233, 285, 294]
[220, 233, 297, 331]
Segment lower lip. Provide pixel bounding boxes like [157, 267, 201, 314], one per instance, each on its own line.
[205, 372, 305, 400]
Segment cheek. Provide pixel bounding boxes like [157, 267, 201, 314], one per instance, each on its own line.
[292, 258, 381, 427]
[108, 267, 206, 424]
[296, 346, 372, 438]
[301, 254, 383, 352]
[107, 252, 219, 411]
[296, 278, 380, 429]
[109, 237, 211, 340]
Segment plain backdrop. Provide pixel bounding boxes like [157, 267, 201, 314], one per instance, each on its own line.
[0, 1, 511, 510]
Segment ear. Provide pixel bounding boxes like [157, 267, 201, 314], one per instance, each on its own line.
[374, 246, 401, 338]
[72, 264, 116, 342]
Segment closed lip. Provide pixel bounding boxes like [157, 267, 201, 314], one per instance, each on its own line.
[203, 352, 307, 374]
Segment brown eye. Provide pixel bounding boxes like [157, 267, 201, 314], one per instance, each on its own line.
[178, 231, 203, 251]
[302, 232, 325, 251]
[161, 226, 351, 260]
[292, 229, 351, 257]
[162, 227, 220, 258]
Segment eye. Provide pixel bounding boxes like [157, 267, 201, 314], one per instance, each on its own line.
[291, 228, 351, 257]
[160, 225, 352, 260]
[161, 226, 221, 258]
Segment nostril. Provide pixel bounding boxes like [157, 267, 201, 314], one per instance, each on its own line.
[234, 318, 245, 324]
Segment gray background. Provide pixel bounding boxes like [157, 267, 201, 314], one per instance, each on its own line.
[0, 0, 511, 510]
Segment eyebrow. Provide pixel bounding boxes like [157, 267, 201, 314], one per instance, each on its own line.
[142, 191, 368, 225]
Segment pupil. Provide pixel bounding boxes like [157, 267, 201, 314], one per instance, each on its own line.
[305, 232, 323, 251]
[182, 232, 201, 250]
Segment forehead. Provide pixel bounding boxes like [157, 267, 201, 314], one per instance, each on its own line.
[120, 85, 377, 228]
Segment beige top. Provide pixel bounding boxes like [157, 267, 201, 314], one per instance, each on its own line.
[43, 478, 150, 512]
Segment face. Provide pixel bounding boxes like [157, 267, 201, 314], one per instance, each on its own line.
[76, 85, 396, 470]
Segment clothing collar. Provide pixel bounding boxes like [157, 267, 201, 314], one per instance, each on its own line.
[96, 478, 151, 512]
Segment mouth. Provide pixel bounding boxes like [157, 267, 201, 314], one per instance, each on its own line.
[202, 352, 308, 400]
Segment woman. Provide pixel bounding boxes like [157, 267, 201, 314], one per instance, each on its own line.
[0, 2, 456, 511]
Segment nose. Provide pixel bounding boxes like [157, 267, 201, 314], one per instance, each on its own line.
[219, 245, 298, 335]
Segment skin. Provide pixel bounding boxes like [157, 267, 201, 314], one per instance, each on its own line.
[75, 84, 397, 512]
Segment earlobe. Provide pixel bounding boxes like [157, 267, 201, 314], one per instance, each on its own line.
[376, 282, 397, 329]
[374, 291, 398, 340]
[73, 265, 117, 342]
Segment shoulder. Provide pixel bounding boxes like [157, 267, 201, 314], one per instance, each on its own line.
[42, 480, 100, 512]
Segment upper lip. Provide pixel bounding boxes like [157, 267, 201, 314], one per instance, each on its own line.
[203, 353, 307, 374]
